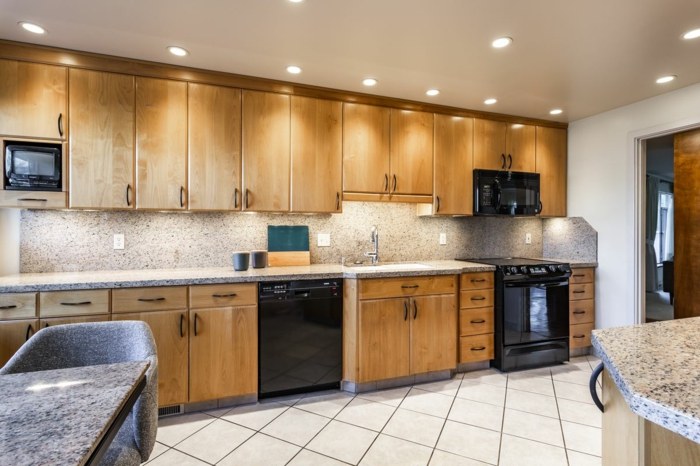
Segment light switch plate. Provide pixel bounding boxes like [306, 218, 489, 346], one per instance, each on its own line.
[114, 234, 125, 250]
[525, 233, 532, 245]
[439, 233, 447, 245]
[317, 233, 331, 247]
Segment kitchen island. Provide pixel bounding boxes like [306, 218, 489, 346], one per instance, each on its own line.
[592, 318, 700, 465]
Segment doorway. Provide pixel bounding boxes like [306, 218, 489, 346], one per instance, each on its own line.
[644, 135, 674, 322]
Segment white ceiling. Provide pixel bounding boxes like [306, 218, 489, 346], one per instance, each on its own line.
[1, 0, 699, 122]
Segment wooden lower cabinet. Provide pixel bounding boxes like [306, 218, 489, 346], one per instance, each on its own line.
[113, 310, 189, 406]
[569, 268, 596, 349]
[40, 315, 109, 329]
[459, 272, 495, 364]
[459, 334, 495, 363]
[410, 295, 457, 374]
[189, 306, 257, 402]
[0, 319, 38, 367]
[358, 298, 410, 382]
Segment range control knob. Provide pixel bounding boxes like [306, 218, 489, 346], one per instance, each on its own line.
[521, 266, 528, 273]
[549, 265, 557, 272]
[558, 265, 567, 272]
[511, 267, 518, 274]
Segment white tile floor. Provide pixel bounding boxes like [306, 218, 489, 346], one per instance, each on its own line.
[145, 355, 603, 466]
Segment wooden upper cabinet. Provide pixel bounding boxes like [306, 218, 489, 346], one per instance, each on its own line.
[390, 110, 434, 195]
[69, 69, 135, 209]
[505, 124, 536, 172]
[343, 103, 391, 194]
[536, 126, 567, 217]
[242, 90, 290, 212]
[432, 114, 474, 215]
[0, 59, 67, 140]
[135, 77, 187, 210]
[291, 96, 342, 213]
[358, 297, 410, 382]
[188, 84, 242, 211]
[473, 119, 507, 170]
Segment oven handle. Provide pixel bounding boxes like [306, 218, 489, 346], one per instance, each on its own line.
[534, 283, 569, 289]
[505, 280, 569, 288]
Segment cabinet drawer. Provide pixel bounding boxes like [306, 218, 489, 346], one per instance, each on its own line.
[460, 289, 494, 309]
[359, 275, 456, 299]
[39, 290, 110, 317]
[460, 334, 494, 363]
[40, 315, 110, 329]
[459, 308, 494, 336]
[460, 272, 494, 291]
[0, 191, 67, 209]
[190, 284, 257, 309]
[570, 323, 595, 348]
[0, 293, 37, 320]
[112, 286, 188, 313]
[570, 299, 595, 325]
[570, 283, 594, 301]
[570, 268, 595, 284]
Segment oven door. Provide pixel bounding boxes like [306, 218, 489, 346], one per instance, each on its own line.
[502, 279, 569, 346]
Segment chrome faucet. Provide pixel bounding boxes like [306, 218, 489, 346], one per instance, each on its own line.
[364, 226, 379, 264]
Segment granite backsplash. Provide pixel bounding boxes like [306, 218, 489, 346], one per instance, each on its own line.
[19, 202, 596, 273]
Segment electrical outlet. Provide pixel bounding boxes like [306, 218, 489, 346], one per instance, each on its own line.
[113, 234, 125, 250]
[439, 233, 447, 245]
[317, 233, 331, 247]
[525, 233, 532, 245]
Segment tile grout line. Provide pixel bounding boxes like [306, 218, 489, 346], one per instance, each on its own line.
[552, 367, 572, 466]
[424, 373, 471, 465]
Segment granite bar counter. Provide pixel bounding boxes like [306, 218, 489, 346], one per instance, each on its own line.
[0, 258, 595, 293]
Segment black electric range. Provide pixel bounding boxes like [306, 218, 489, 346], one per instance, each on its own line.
[457, 258, 572, 372]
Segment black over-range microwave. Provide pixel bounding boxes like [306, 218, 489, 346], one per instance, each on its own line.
[4, 142, 62, 191]
[473, 169, 541, 216]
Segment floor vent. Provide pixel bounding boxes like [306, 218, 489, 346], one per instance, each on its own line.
[158, 405, 183, 417]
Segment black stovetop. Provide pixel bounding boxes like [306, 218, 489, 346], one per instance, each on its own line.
[456, 257, 565, 267]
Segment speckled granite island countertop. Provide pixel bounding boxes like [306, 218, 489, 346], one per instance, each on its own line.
[592, 318, 700, 444]
[0, 361, 149, 466]
[0, 258, 595, 293]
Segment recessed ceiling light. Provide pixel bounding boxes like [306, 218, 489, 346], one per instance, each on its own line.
[492, 37, 513, 48]
[19, 22, 47, 34]
[550, 109, 563, 115]
[289, 0, 304, 2]
[426, 89, 440, 96]
[656, 75, 676, 84]
[286, 65, 302, 74]
[484, 98, 498, 105]
[362, 78, 378, 86]
[167, 46, 188, 57]
[682, 28, 700, 40]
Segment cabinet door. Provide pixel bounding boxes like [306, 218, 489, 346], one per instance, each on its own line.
[0, 59, 67, 140]
[391, 110, 434, 195]
[343, 103, 391, 194]
[188, 84, 242, 211]
[473, 119, 506, 170]
[536, 126, 567, 217]
[358, 298, 409, 382]
[242, 90, 290, 212]
[69, 69, 135, 209]
[190, 306, 257, 402]
[505, 124, 536, 172]
[433, 114, 473, 215]
[135, 77, 187, 210]
[291, 96, 342, 213]
[410, 295, 457, 374]
[113, 310, 189, 406]
[0, 319, 38, 367]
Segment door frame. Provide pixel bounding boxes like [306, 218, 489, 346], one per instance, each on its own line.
[629, 116, 700, 324]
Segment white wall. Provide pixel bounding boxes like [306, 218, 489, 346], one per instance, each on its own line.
[568, 82, 700, 330]
[0, 209, 20, 276]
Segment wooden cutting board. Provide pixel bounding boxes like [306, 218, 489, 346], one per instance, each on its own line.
[267, 226, 311, 267]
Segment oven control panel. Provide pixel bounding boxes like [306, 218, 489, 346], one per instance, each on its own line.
[501, 264, 571, 278]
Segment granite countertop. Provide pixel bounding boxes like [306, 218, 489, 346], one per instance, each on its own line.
[592, 318, 700, 444]
[0, 361, 149, 466]
[0, 258, 595, 293]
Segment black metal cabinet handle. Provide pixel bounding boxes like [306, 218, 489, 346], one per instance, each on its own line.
[194, 313, 198, 336]
[384, 174, 389, 192]
[392, 174, 397, 192]
[573, 335, 586, 338]
[44, 323, 49, 328]
[501, 154, 506, 169]
[413, 299, 418, 319]
[471, 346, 486, 351]
[180, 314, 184, 338]
[336, 192, 340, 211]
[470, 319, 486, 324]
[18, 198, 48, 202]
[26, 324, 33, 341]
[137, 297, 165, 302]
[471, 297, 486, 301]
[573, 310, 586, 315]
[234, 188, 239, 209]
[126, 184, 132, 207]
[471, 279, 486, 283]
[538, 200, 543, 214]
[212, 293, 237, 298]
[436, 196, 441, 213]
[0, 305, 18, 310]
[58, 113, 64, 137]
[591, 363, 605, 412]
[245, 189, 250, 209]
[573, 291, 586, 294]
[401, 285, 419, 289]
[404, 301, 408, 321]
[60, 301, 92, 306]
[508, 154, 513, 169]
[572, 274, 585, 278]
[180, 187, 185, 208]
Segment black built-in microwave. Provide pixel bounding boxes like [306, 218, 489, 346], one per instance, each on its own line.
[473, 169, 541, 216]
[4, 143, 62, 191]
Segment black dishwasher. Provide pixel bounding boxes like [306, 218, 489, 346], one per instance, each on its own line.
[258, 280, 343, 399]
